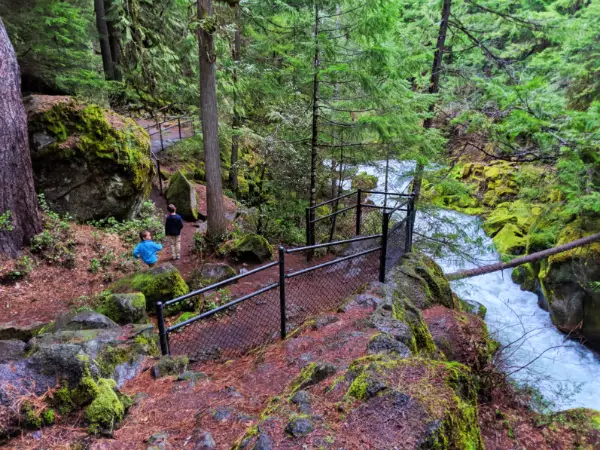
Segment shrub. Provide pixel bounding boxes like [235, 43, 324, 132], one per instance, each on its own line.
[89, 201, 165, 244]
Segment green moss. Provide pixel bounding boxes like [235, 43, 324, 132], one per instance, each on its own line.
[98, 293, 146, 324]
[218, 233, 274, 263]
[52, 385, 74, 415]
[33, 100, 153, 192]
[72, 373, 101, 407]
[351, 172, 378, 190]
[290, 362, 336, 393]
[391, 293, 438, 355]
[110, 265, 190, 312]
[85, 378, 125, 434]
[20, 402, 43, 429]
[42, 408, 55, 425]
[165, 171, 199, 221]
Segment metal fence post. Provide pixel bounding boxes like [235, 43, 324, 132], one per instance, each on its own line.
[406, 197, 414, 253]
[156, 302, 170, 355]
[158, 122, 164, 152]
[379, 211, 390, 283]
[279, 247, 287, 339]
[355, 189, 362, 236]
[178, 117, 182, 140]
[306, 207, 315, 261]
[157, 158, 163, 195]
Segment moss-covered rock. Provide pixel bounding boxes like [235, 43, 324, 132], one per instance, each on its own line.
[98, 293, 148, 325]
[187, 263, 236, 290]
[165, 170, 199, 221]
[84, 378, 125, 435]
[110, 263, 190, 313]
[25, 95, 153, 221]
[218, 233, 274, 263]
[150, 355, 189, 378]
[351, 172, 378, 191]
[389, 253, 456, 310]
[511, 264, 537, 292]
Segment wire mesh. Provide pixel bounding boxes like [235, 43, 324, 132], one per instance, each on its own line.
[386, 218, 408, 273]
[167, 286, 280, 360]
[166, 264, 280, 360]
[284, 246, 380, 331]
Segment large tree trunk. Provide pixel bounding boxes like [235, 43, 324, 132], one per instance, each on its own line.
[94, 0, 115, 80]
[446, 232, 600, 280]
[412, 0, 452, 206]
[309, 2, 320, 220]
[228, 4, 242, 193]
[105, 0, 122, 82]
[0, 18, 42, 257]
[198, 0, 227, 238]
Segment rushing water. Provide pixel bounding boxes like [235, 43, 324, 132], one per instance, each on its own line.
[357, 160, 600, 411]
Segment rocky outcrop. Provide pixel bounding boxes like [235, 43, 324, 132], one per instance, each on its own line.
[25, 95, 154, 221]
[0, 313, 158, 440]
[166, 170, 199, 221]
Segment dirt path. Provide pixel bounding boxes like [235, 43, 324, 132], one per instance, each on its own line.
[136, 118, 196, 153]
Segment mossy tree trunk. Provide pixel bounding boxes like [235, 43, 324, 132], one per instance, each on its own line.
[0, 18, 42, 256]
[228, 4, 242, 194]
[309, 2, 320, 224]
[198, 0, 227, 238]
[446, 232, 600, 280]
[412, 0, 452, 212]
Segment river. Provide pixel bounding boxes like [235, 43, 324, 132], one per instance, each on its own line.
[358, 160, 600, 411]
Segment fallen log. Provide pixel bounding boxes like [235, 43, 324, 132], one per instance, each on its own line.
[446, 231, 600, 281]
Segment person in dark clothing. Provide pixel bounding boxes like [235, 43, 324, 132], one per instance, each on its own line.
[165, 204, 184, 260]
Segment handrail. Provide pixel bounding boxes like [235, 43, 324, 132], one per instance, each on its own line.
[286, 233, 382, 254]
[167, 282, 279, 332]
[164, 260, 278, 307]
[286, 246, 381, 279]
[311, 205, 356, 223]
[310, 190, 357, 210]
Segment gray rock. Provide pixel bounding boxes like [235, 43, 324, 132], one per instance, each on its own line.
[312, 315, 340, 330]
[0, 321, 47, 342]
[462, 299, 487, 319]
[212, 406, 231, 421]
[101, 293, 148, 325]
[370, 305, 414, 350]
[290, 390, 311, 414]
[177, 371, 208, 382]
[190, 428, 216, 449]
[151, 356, 189, 378]
[253, 431, 272, 450]
[147, 432, 171, 450]
[28, 344, 94, 385]
[295, 362, 337, 390]
[188, 263, 236, 290]
[285, 416, 314, 438]
[54, 311, 119, 332]
[367, 333, 411, 357]
[0, 340, 27, 363]
[166, 171, 199, 221]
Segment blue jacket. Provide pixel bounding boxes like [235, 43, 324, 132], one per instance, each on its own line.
[133, 240, 163, 265]
[165, 214, 184, 236]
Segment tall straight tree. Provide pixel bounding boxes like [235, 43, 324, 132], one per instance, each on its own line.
[228, 4, 242, 193]
[412, 0, 452, 206]
[94, 0, 115, 80]
[0, 18, 42, 256]
[198, 0, 227, 238]
[308, 1, 320, 220]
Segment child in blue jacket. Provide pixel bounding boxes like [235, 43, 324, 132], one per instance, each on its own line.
[133, 230, 163, 267]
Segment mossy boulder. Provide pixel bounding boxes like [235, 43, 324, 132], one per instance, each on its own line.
[165, 170, 199, 221]
[25, 95, 153, 221]
[188, 263, 236, 290]
[389, 253, 456, 310]
[539, 219, 600, 351]
[110, 263, 190, 312]
[218, 233, 274, 263]
[98, 293, 148, 325]
[351, 171, 378, 191]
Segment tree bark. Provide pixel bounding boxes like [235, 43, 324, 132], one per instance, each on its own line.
[0, 18, 42, 257]
[228, 4, 242, 193]
[446, 232, 600, 280]
[412, 0, 452, 206]
[198, 0, 227, 238]
[94, 0, 115, 80]
[105, 0, 122, 82]
[309, 2, 320, 218]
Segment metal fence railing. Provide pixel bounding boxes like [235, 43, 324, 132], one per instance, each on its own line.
[155, 191, 415, 359]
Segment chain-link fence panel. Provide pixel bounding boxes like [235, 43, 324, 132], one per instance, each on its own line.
[167, 284, 280, 360]
[284, 247, 380, 331]
[386, 218, 408, 273]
